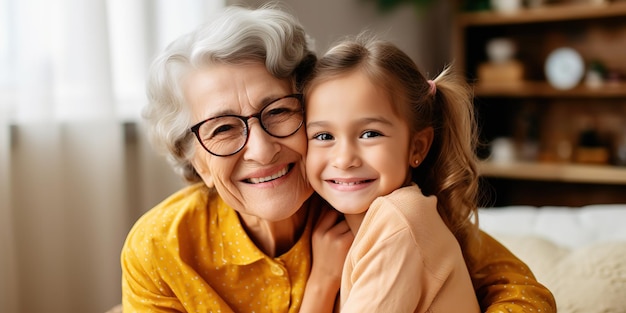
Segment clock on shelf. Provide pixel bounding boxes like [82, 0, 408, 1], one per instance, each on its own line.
[544, 47, 585, 90]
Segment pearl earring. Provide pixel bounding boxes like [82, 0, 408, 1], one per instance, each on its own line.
[414, 159, 419, 165]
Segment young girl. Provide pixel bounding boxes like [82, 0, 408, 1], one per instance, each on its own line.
[304, 35, 482, 312]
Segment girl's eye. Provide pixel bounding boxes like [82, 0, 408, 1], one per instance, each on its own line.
[312, 133, 334, 141]
[361, 130, 382, 139]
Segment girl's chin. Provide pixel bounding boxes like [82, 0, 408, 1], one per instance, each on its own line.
[329, 203, 368, 215]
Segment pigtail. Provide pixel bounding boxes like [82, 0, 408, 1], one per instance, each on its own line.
[417, 65, 481, 267]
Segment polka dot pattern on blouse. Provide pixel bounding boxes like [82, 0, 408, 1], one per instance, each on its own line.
[121, 183, 313, 312]
[472, 232, 556, 313]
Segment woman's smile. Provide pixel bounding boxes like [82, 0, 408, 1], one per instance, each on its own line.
[245, 163, 293, 184]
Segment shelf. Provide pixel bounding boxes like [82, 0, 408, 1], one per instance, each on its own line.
[479, 160, 626, 184]
[473, 81, 626, 98]
[458, 1, 626, 26]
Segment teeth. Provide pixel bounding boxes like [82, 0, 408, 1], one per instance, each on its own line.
[333, 180, 362, 186]
[248, 166, 289, 184]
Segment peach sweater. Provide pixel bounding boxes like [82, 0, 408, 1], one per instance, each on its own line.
[340, 185, 480, 313]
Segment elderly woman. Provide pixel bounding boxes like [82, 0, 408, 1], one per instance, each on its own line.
[121, 5, 556, 313]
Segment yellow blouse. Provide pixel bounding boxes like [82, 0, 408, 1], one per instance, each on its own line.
[121, 183, 312, 312]
[472, 231, 557, 312]
[121, 183, 556, 312]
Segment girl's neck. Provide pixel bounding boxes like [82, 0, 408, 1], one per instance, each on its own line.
[344, 212, 367, 235]
[238, 203, 309, 257]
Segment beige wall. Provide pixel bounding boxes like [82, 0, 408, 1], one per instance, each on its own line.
[230, 0, 454, 76]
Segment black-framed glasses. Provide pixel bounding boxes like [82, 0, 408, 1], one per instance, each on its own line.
[190, 94, 304, 157]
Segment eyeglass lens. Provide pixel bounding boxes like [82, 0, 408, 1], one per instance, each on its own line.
[195, 95, 303, 156]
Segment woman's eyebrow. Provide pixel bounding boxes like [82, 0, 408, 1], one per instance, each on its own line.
[203, 94, 285, 118]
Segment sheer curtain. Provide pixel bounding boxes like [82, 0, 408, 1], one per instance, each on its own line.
[0, 1, 223, 312]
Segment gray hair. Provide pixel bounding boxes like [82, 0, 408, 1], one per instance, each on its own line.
[143, 5, 316, 183]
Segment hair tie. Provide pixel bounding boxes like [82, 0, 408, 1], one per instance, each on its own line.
[427, 80, 436, 96]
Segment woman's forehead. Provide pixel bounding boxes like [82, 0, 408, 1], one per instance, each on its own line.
[185, 63, 292, 118]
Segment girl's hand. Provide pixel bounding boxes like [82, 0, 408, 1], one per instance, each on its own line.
[311, 207, 353, 286]
[301, 205, 353, 313]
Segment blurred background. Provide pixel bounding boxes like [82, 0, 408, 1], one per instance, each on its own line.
[0, 0, 450, 312]
[2, 0, 625, 312]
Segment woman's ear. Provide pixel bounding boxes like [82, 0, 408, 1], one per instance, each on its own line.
[202, 173, 214, 188]
[409, 127, 434, 168]
[191, 155, 215, 188]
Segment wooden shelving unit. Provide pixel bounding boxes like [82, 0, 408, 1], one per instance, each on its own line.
[458, 1, 626, 26]
[479, 160, 626, 185]
[473, 81, 626, 98]
[454, 1, 626, 206]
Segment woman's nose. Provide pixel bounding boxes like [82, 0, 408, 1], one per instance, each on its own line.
[331, 140, 361, 169]
[242, 120, 280, 164]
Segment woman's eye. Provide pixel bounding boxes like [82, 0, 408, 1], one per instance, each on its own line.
[312, 133, 333, 141]
[265, 107, 289, 117]
[361, 130, 382, 139]
[208, 124, 238, 138]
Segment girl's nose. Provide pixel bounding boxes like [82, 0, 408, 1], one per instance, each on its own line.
[330, 140, 361, 169]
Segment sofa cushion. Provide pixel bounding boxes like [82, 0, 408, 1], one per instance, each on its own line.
[494, 234, 626, 313]
[479, 205, 626, 248]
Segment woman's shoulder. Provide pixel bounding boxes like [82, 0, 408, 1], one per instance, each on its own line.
[121, 183, 226, 283]
[124, 183, 215, 245]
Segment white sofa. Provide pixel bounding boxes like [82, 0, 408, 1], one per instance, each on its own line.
[478, 204, 626, 313]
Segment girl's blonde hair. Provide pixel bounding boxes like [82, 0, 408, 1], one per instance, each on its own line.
[304, 34, 481, 266]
